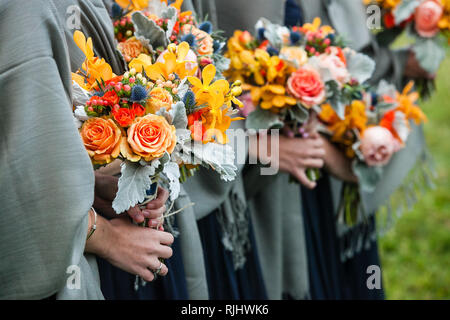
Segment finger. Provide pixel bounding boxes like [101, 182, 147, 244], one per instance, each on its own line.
[143, 205, 166, 220]
[149, 217, 165, 229]
[158, 231, 175, 246]
[145, 259, 169, 277]
[139, 268, 155, 282]
[127, 206, 145, 223]
[146, 257, 164, 270]
[146, 187, 169, 210]
[294, 168, 317, 189]
[301, 158, 324, 169]
[155, 244, 173, 260]
[304, 147, 326, 159]
[158, 263, 169, 277]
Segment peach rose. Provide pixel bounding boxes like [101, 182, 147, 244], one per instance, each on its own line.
[287, 67, 325, 107]
[360, 126, 396, 167]
[280, 46, 308, 67]
[80, 117, 122, 164]
[415, 0, 444, 38]
[124, 114, 177, 162]
[239, 92, 256, 117]
[117, 37, 147, 62]
[146, 87, 173, 114]
[182, 25, 214, 56]
[317, 53, 350, 85]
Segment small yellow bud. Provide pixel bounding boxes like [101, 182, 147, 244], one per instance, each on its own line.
[232, 80, 242, 87]
[231, 86, 242, 97]
[129, 68, 136, 76]
[168, 43, 177, 53]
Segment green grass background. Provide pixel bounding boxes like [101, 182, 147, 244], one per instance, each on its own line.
[379, 55, 450, 300]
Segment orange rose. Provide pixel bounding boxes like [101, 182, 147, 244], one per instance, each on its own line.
[147, 87, 173, 114]
[287, 67, 325, 107]
[123, 114, 177, 162]
[80, 117, 122, 164]
[182, 25, 214, 56]
[117, 37, 148, 62]
[415, 0, 444, 38]
[112, 108, 135, 127]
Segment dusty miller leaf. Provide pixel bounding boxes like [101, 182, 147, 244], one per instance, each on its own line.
[246, 107, 283, 130]
[132, 12, 168, 49]
[113, 162, 158, 213]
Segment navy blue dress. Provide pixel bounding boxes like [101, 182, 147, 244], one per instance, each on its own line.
[300, 174, 385, 300]
[96, 218, 188, 300]
[197, 210, 268, 300]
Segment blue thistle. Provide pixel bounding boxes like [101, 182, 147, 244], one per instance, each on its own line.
[267, 46, 279, 56]
[326, 33, 335, 44]
[111, 3, 123, 19]
[198, 21, 213, 34]
[371, 92, 379, 106]
[130, 85, 148, 102]
[213, 40, 225, 53]
[181, 33, 197, 47]
[257, 28, 266, 41]
[289, 31, 302, 45]
[183, 90, 196, 110]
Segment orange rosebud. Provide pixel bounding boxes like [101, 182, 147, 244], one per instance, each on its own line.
[117, 37, 148, 62]
[113, 108, 135, 127]
[125, 114, 177, 162]
[80, 117, 122, 164]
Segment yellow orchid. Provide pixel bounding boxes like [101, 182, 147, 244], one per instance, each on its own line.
[320, 100, 368, 143]
[161, 0, 184, 10]
[115, 0, 149, 12]
[129, 53, 153, 73]
[249, 84, 297, 111]
[395, 81, 427, 125]
[72, 31, 114, 90]
[300, 17, 334, 36]
[145, 42, 197, 81]
[188, 64, 230, 107]
[201, 94, 242, 144]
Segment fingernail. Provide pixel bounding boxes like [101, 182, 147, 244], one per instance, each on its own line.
[142, 210, 151, 217]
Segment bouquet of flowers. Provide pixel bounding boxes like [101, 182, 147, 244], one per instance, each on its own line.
[225, 18, 376, 181]
[111, 0, 230, 76]
[72, 30, 242, 215]
[317, 80, 427, 225]
[364, 0, 450, 94]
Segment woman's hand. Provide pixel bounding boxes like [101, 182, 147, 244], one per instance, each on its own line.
[94, 172, 169, 226]
[127, 187, 169, 226]
[320, 135, 358, 183]
[85, 214, 174, 282]
[278, 132, 325, 189]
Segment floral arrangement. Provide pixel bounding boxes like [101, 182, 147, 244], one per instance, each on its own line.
[72, 31, 242, 214]
[364, 0, 450, 90]
[318, 80, 427, 225]
[225, 18, 375, 180]
[111, 0, 230, 75]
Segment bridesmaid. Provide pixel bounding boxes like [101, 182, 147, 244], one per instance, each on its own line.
[88, 0, 203, 300]
[294, 0, 431, 299]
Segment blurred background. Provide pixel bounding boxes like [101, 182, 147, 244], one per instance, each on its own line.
[379, 48, 450, 299]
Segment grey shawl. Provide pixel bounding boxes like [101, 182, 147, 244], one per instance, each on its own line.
[0, 0, 108, 300]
